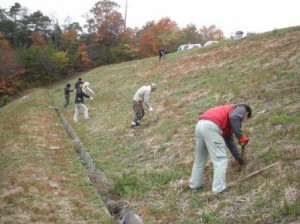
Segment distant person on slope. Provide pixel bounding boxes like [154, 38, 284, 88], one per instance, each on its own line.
[158, 48, 167, 61]
[73, 81, 93, 123]
[189, 104, 252, 195]
[74, 77, 82, 89]
[63, 83, 74, 108]
[131, 83, 157, 129]
[82, 82, 95, 95]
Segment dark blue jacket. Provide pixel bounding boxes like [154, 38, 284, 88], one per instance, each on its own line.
[75, 87, 90, 104]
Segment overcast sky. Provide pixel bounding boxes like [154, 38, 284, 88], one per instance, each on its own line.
[1, 0, 300, 36]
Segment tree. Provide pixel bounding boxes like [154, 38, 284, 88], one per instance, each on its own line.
[89, 0, 121, 33]
[30, 32, 45, 48]
[8, 3, 22, 22]
[117, 28, 139, 60]
[0, 38, 20, 99]
[156, 17, 180, 51]
[0, 7, 17, 46]
[51, 21, 62, 49]
[95, 11, 124, 46]
[198, 25, 224, 45]
[138, 31, 158, 58]
[87, 0, 125, 64]
[27, 11, 51, 37]
[137, 18, 180, 57]
[180, 24, 200, 44]
[77, 43, 91, 67]
[0, 38, 17, 76]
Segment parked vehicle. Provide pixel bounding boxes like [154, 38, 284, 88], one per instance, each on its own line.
[231, 30, 248, 40]
[177, 44, 202, 52]
[204, 41, 219, 47]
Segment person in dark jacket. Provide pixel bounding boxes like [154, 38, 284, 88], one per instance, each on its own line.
[74, 77, 82, 89]
[73, 81, 93, 123]
[158, 49, 167, 61]
[63, 83, 74, 108]
[189, 104, 252, 195]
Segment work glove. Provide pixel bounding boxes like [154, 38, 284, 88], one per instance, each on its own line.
[149, 107, 154, 112]
[239, 135, 249, 146]
[236, 158, 245, 166]
[90, 97, 94, 101]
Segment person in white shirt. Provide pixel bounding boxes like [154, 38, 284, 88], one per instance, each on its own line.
[82, 82, 95, 95]
[131, 83, 157, 129]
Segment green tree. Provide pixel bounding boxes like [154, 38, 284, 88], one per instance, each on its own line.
[27, 11, 51, 37]
[180, 24, 200, 44]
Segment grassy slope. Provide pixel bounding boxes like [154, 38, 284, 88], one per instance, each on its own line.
[50, 27, 300, 223]
[0, 89, 113, 223]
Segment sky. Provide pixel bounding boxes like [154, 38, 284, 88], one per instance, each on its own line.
[1, 0, 300, 36]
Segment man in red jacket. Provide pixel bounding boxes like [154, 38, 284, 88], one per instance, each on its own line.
[189, 104, 252, 195]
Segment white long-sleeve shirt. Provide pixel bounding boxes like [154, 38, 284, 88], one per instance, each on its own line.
[83, 82, 95, 95]
[133, 85, 152, 108]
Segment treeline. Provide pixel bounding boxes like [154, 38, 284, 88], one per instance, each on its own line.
[0, 0, 224, 105]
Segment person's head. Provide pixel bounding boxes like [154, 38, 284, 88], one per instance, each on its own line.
[78, 78, 82, 81]
[240, 104, 252, 121]
[150, 83, 157, 92]
[79, 81, 84, 88]
[66, 83, 71, 88]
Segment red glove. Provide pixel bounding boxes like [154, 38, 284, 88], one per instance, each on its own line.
[236, 158, 245, 166]
[239, 135, 249, 145]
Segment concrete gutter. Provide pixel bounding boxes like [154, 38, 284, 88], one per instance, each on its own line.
[48, 93, 143, 224]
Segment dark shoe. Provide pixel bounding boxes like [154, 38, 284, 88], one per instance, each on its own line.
[131, 124, 137, 129]
[136, 122, 140, 126]
[189, 185, 205, 193]
[213, 188, 229, 197]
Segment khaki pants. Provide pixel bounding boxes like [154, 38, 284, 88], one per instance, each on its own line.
[73, 103, 89, 123]
[189, 120, 228, 194]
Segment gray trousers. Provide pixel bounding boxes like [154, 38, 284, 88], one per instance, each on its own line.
[73, 103, 89, 123]
[63, 95, 70, 108]
[132, 100, 145, 124]
[189, 120, 228, 194]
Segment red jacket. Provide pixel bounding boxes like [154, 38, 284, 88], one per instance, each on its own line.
[198, 104, 234, 137]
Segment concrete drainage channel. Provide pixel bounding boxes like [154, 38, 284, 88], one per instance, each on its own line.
[48, 94, 143, 224]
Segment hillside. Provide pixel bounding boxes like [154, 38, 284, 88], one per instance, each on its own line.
[0, 90, 113, 223]
[1, 26, 299, 223]
[50, 26, 299, 223]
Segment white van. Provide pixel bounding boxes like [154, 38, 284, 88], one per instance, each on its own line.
[177, 44, 202, 52]
[204, 41, 219, 47]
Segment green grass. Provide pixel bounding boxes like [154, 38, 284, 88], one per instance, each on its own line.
[0, 89, 113, 223]
[25, 26, 300, 223]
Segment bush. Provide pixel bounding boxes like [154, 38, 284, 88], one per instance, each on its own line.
[0, 94, 11, 106]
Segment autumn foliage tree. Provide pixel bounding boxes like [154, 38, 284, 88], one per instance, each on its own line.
[30, 32, 46, 48]
[198, 25, 225, 45]
[0, 39, 19, 100]
[138, 17, 180, 57]
[138, 22, 158, 57]
[87, 0, 125, 64]
[0, 39, 17, 76]
[77, 43, 91, 67]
